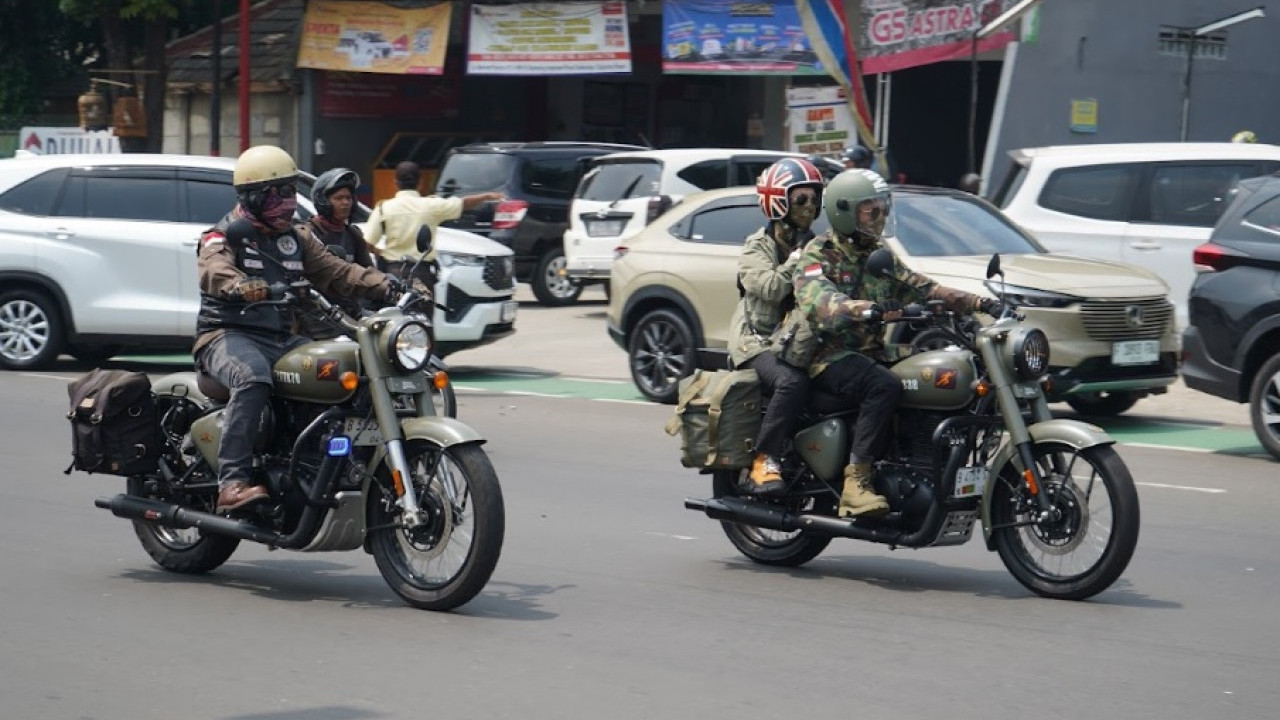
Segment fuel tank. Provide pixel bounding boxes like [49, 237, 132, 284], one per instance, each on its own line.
[272, 340, 361, 404]
[891, 348, 976, 411]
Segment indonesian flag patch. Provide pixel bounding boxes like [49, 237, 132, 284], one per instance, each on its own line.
[802, 263, 823, 278]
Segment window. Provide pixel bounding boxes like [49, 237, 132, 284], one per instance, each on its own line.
[435, 153, 516, 194]
[577, 161, 661, 201]
[1038, 165, 1139, 221]
[62, 177, 179, 222]
[676, 160, 729, 190]
[731, 160, 778, 187]
[520, 156, 580, 199]
[894, 194, 1043, 257]
[1145, 163, 1254, 227]
[687, 204, 764, 245]
[185, 179, 237, 224]
[0, 168, 68, 215]
[1242, 194, 1280, 236]
[992, 162, 1028, 209]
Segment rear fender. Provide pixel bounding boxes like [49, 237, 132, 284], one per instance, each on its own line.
[980, 419, 1114, 549]
[151, 372, 215, 407]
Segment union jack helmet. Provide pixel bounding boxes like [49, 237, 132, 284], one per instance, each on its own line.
[756, 157, 825, 221]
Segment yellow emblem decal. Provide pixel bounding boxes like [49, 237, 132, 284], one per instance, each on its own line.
[301, 356, 314, 371]
[921, 368, 934, 381]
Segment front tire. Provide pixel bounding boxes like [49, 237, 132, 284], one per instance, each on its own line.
[368, 442, 504, 611]
[990, 442, 1139, 600]
[712, 470, 832, 567]
[0, 289, 65, 370]
[531, 247, 582, 306]
[1065, 391, 1140, 417]
[126, 474, 240, 574]
[628, 308, 696, 404]
[1248, 353, 1280, 461]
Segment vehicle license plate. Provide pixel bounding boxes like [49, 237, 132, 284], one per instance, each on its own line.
[954, 466, 988, 498]
[501, 300, 518, 322]
[1111, 340, 1159, 366]
[587, 220, 624, 237]
[343, 418, 383, 446]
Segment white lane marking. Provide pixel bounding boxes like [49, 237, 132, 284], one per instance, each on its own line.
[21, 373, 81, 382]
[644, 531, 699, 541]
[1136, 481, 1226, 494]
[1121, 441, 1212, 454]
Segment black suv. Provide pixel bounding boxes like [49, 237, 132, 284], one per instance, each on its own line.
[1182, 173, 1280, 460]
[435, 141, 645, 306]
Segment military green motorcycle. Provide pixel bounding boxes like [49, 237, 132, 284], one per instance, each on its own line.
[93, 234, 504, 611]
[686, 251, 1140, 601]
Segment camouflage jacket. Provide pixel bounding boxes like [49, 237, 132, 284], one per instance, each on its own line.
[794, 230, 983, 375]
[728, 222, 807, 367]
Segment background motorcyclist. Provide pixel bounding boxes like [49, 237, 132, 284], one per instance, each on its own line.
[301, 167, 376, 340]
[728, 157, 825, 494]
[794, 169, 996, 518]
[841, 145, 873, 170]
[195, 146, 402, 513]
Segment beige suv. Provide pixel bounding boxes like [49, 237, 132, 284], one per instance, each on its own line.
[607, 185, 1179, 414]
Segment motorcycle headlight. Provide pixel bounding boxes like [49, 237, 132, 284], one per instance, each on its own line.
[1006, 327, 1050, 380]
[385, 320, 432, 373]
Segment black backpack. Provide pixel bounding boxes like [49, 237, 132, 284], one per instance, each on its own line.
[65, 369, 163, 476]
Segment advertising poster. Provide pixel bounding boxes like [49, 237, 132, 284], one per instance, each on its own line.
[786, 86, 855, 156]
[663, 0, 823, 75]
[297, 0, 452, 75]
[467, 2, 632, 75]
[18, 127, 120, 155]
[861, 0, 1021, 74]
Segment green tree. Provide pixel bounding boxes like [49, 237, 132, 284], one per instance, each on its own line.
[0, 0, 97, 121]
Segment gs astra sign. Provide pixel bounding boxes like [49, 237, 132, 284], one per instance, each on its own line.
[18, 127, 121, 156]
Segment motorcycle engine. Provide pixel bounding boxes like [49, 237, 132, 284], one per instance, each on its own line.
[893, 409, 947, 472]
[874, 465, 936, 526]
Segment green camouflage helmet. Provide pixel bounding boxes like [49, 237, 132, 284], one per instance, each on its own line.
[824, 168, 891, 238]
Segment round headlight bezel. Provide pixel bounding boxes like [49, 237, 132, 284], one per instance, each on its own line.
[1009, 327, 1050, 381]
[385, 319, 432, 374]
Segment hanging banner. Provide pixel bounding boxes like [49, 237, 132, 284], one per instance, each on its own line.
[786, 86, 856, 156]
[797, 0, 878, 158]
[297, 0, 451, 75]
[468, 2, 632, 76]
[861, 0, 1022, 74]
[662, 0, 823, 75]
[18, 127, 120, 155]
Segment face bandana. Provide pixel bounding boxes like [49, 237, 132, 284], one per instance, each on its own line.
[259, 192, 297, 232]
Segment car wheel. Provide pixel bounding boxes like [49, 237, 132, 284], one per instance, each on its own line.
[1248, 353, 1280, 461]
[1065, 391, 1140, 417]
[0, 289, 65, 371]
[628, 308, 696, 404]
[532, 247, 582, 307]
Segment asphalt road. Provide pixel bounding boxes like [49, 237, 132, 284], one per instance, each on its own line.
[4, 288, 1277, 719]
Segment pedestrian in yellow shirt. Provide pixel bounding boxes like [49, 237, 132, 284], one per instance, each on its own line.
[366, 161, 504, 263]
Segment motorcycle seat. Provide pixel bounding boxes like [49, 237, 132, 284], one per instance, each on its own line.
[196, 370, 231, 404]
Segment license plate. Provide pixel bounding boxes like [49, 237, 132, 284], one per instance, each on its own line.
[586, 220, 624, 237]
[954, 466, 988, 498]
[501, 300, 518, 322]
[343, 418, 383, 446]
[1111, 340, 1159, 366]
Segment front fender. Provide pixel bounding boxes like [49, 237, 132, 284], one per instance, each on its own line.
[980, 419, 1115, 549]
[366, 415, 487, 481]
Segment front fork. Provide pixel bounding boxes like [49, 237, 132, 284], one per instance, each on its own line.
[993, 378, 1057, 520]
[361, 331, 427, 528]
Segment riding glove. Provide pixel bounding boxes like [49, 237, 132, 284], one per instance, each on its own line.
[232, 277, 270, 302]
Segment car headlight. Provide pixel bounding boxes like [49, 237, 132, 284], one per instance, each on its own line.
[1006, 327, 1050, 380]
[437, 251, 486, 268]
[385, 320, 432, 373]
[983, 281, 1078, 309]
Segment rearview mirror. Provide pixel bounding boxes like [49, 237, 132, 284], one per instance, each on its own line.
[416, 225, 433, 254]
[866, 248, 896, 278]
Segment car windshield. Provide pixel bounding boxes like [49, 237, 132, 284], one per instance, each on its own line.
[576, 161, 661, 201]
[890, 192, 1045, 257]
[435, 154, 516, 195]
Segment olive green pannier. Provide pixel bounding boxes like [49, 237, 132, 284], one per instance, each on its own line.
[664, 368, 762, 469]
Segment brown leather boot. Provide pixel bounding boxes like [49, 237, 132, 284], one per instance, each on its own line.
[748, 453, 785, 495]
[838, 463, 889, 518]
[216, 481, 270, 512]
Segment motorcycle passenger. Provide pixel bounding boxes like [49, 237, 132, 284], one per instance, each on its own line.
[301, 167, 376, 340]
[195, 146, 404, 513]
[729, 157, 825, 494]
[794, 169, 996, 518]
[841, 145, 873, 170]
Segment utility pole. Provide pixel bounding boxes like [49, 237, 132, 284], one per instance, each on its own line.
[239, 0, 251, 153]
[1176, 6, 1265, 142]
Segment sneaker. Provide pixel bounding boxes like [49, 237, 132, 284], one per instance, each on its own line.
[748, 453, 786, 495]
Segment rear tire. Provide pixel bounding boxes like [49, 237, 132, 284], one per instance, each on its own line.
[126, 474, 240, 574]
[712, 470, 832, 567]
[1065, 391, 1140, 417]
[0, 289, 65, 370]
[1248, 352, 1280, 461]
[531, 247, 582, 306]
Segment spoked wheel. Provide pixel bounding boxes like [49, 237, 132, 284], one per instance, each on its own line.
[368, 441, 504, 611]
[712, 469, 833, 567]
[990, 442, 1139, 600]
[126, 471, 240, 574]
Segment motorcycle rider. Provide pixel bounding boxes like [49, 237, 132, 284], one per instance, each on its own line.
[729, 157, 825, 494]
[301, 167, 376, 340]
[794, 169, 996, 518]
[195, 146, 404, 513]
[841, 145, 873, 170]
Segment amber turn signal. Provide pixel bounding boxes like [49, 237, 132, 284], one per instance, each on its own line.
[975, 380, 990, 397]
[432, 371, 449, 390]
[340, 371, 359, 391]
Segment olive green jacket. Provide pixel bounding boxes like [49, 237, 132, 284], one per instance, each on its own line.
[728, 223, 805, 367]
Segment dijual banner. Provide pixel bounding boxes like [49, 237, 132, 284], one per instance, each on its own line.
[663, 0, 824, 75]
[468, 2, 632, 75]
[860, 0, 1021, 74]
[296, 0, 452, 75]
[786, 86, 856, 156]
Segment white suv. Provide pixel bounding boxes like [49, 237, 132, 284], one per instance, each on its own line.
[994, 142, 1280, 328]
[562, 148, 802, 285]
[0, 153, 516, 370]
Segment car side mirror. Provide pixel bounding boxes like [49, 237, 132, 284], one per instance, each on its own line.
[416, 224, 433, 255]
[225, 218, 258, 249]
[866, 248, 896, 277]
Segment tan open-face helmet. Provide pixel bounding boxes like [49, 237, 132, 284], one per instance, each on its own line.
[233, 145, 298, 189]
